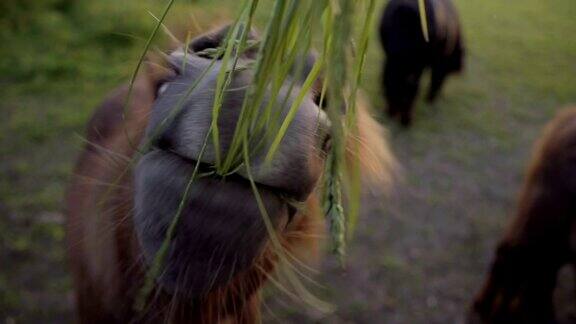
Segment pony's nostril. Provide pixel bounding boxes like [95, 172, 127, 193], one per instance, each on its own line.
[317, 109, 332, 152]
[155, 135, 173, 152]
[322, 134, 332, 152]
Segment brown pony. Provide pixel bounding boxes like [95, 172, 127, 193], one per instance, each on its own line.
[469, 107, 576, 323]
[65, 26, 396, 323]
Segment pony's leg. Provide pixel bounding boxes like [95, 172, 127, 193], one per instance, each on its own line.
[426, 64, 448, 103]
[384, 57, 423, 127]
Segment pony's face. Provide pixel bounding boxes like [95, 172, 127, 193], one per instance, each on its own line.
[133, 27, 330, 297]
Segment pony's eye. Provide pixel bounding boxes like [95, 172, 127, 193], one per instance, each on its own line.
[156, 82, 170, 97]
[155, 77, 176, 99]
[154, 68, 178, 99]
[153, 49, 188, 99]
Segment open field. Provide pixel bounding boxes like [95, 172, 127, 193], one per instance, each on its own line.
[1, 0, 575, 322]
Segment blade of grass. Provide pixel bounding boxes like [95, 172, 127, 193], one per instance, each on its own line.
[242, 132, 333, 314]
[122, 0, 176, 153]
[418, 0, 430, 42]
[220, 0, 290, 172]
[209, 0, 261, 174]
[263, 56, 324, 163]
[345, 0, 376, 235]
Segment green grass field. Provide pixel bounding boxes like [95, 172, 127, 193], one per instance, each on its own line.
[1, 0, 575, 322]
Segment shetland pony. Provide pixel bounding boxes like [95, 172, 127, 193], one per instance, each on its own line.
[379, 0, 465, 126]
[66, 26, 396, 323]
[469, 107, 576, 323]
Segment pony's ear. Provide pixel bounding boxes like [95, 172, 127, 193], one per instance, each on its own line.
[146, 53, 177, 77]
[188, 24, 260, 59]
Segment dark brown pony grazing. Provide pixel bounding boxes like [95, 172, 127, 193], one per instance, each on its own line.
[65, 26, 396, 323]
[379, 0, 465, 127]
[469, 107, 576, 324]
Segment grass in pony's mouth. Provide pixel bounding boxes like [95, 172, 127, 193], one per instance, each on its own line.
[126, 0, 378, 311]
